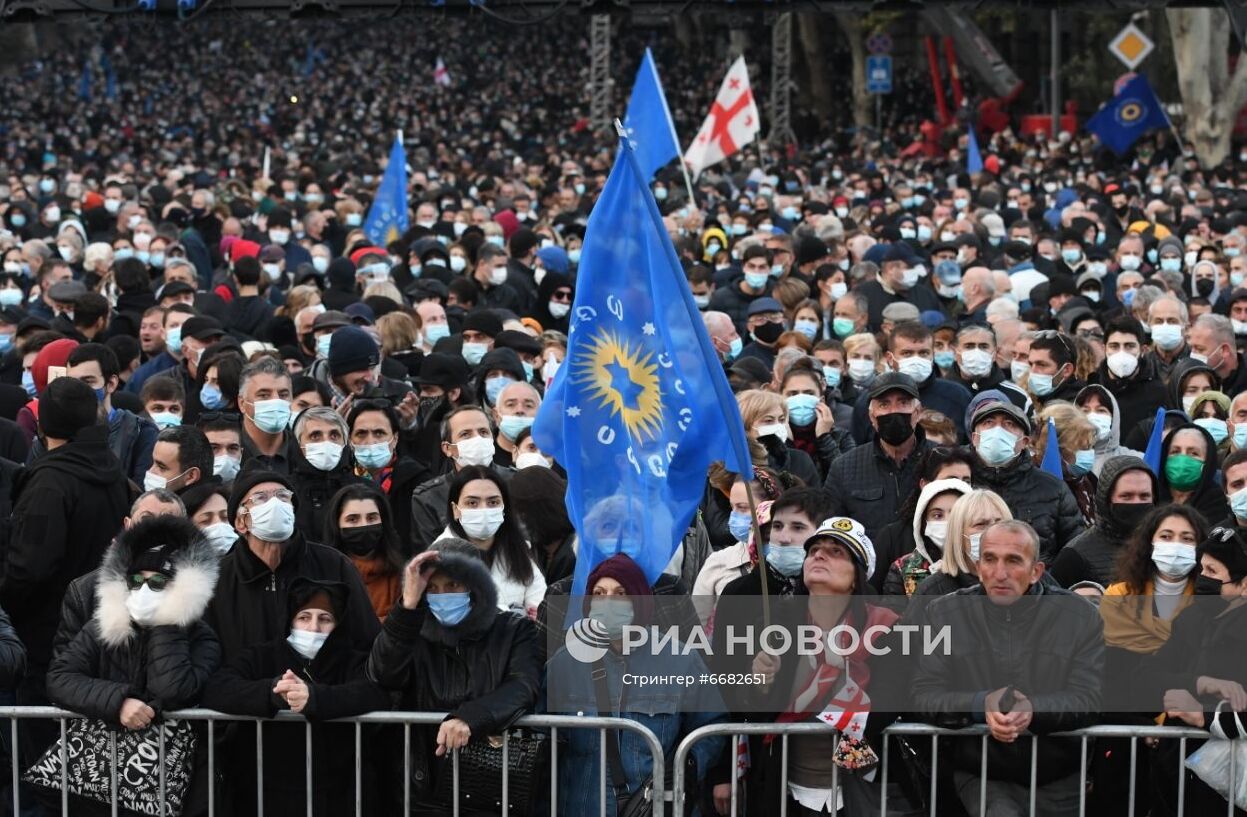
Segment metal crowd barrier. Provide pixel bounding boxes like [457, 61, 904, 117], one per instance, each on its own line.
[672, 721, 1225, 817]
[0, 706, 667, 817]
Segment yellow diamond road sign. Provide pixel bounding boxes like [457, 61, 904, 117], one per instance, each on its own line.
[1109, 23, 1154, 70]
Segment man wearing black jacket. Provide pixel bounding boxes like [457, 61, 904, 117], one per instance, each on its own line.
[1092, 316, 1168, 436]
[913, 520, 1103, 817]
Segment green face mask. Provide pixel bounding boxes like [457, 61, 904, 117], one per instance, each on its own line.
[1164, 454, 1204, 492]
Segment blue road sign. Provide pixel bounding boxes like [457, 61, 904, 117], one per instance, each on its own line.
[867, 55, 892, 95]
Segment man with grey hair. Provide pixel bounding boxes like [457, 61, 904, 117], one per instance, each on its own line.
[290, 405, 365, 535]
[492, 380, 541, 467]
[1144, 295, 1190, 382]
[985, 297, 1019, 326]
[239, 356, 295, 473]
[949, 324, 1006, 393]
[993, 318, 1024, 372]
[914, 519, 1103, 817]
[959, 266, 996, 327]
[1190, 312, 1247, 394]
[702, 310, 742, 363]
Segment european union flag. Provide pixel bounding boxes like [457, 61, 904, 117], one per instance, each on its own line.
[1086, 74, 1170, 156]
[622, 48, 681, 181]
[532, 126, 752, 603]
[363, 135, 409, 247]
[966, 125, 984, 175]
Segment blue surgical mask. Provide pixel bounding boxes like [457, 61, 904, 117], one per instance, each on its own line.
[166, 326, 183, 355]
[200, 384, 226, 410]
[1160, 257, 1182, 273]
[823, 366, 841, 388]
[425, 323, 451, 344]
[1232, 486, 1247, 521]
[93, 387, 106, 404]
[727, 336, 743, 361]
[976, 425, 1020, 466]
[21, 369, 35, 398]
[744, 272, 769, 290]
[765, 544, 806, 578]
[1061, 248, 1082, 265]
[934, 350, 955, 370]
[1195, 417, 1229, 445]
[522, 362, 534, 382]
[499, 414, 534, 441]
[316, 334, 333, 359]
[353, 441, 393, 470]
[0, 333, 12, 354]
[0, 289, 23, 308]
[728, 511, 753, 542]
[1028, 372, 1055, 397]
[485, 376, 515, 405]
[786, 394, 820, 427]
[462, 342, 488, 366]
[427, 592, 472, 627]
[1234, 423, 1247, 450]
[249, 398, 291, 434]
[1070, 448, 1097, 477]
[150, 411, 182, 430]
[149, 252, 164, 269]
[793, 319, 819, 340]
[589, 598, 634, 639]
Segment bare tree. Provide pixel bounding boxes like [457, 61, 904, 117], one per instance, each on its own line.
[1167, 7, 1247, 167]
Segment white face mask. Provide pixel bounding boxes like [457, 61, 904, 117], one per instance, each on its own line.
[458, 506, 505, 540]
[514, 452, 550, 470]
[246, 497, 296, 542]
[549, 302, 571, 319]
[1151, 542, 1196, 579]
[287, 629, 329, 660]
[960, 349, 993, 378]
[924, 520, 948, 549]
[754, 423, 788, 442]
[848, 359, 876, 383]
[489, 266, 508, 286]
[896, 356, 933, 382]
[125, 584, 164, 626]
[201, 522, 238, 555]
[453, 436, 495, 467]
[213, 455, 241, 483]
[1106, 351, 1139, 379]
[303, 441, 343, 472]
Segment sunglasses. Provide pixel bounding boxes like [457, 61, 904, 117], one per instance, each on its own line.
[127, 573, 169, 592]
[550, 290, 573, 303]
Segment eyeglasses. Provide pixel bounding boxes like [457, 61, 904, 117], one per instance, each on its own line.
[243, 489, 294, 508]
[126, 573, 169, 592]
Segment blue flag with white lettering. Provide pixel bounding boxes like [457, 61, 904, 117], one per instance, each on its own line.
[1086, 74, 1170, 156]
[363, 136, 409, 247]
[532, 131, 752, 603]
[622, 48, 680, 181]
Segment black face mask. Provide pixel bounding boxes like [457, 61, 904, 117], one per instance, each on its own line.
[1110, 502, 1153, 529]
[340, 523, 384, 556]
[876, 412, 915, 446]
[752, 322, 784, 345]
[1196, 278, 1216, 298]
[1195, 574, 1226, 596]
[419, 394, 446, 418]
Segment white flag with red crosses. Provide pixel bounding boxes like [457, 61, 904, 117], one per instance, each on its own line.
[683, 56, 760, 180]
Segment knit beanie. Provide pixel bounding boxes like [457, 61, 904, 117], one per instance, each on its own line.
[328, 325, 380, 376]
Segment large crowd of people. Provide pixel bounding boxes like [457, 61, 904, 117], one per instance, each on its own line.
[1, 13, 1247, 817]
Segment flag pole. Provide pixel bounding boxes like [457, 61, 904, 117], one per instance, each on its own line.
[614, 118, 770, 628]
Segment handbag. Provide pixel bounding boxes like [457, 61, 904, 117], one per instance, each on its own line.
[1185, 700, 1247, 810]
[593, 660, 653, 817]
[24, 717, 197, 816]
[432, 727, 548, 816]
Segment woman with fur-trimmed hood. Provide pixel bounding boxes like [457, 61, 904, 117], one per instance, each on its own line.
[44, 514, 221, 815]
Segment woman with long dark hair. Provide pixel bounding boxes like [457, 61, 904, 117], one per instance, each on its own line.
[507, 465, 575, 584]
[436, 464, 545, 617]
[323, 482, 405, 621]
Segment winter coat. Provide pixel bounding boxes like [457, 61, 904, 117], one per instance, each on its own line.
[366, 541, 542, 804]
[1158, 423, 1231, 526]
[0, 606, 26, 690]
[1049, 456, 1157, 588]
[707, 276, 772, 336]
[46, 526, 221, 722]
[1075, 385, 1144, 477]
[201, 594, 392, 817]
[1, 424, 130, 675]
[206, 532, 380, 664]
[882, 478, 974, 602]
[824, 432, 935, 541]
[971, 449, 1087, 563]
[912, 582, 1103, 785]
[850, 368, 972, 444]
[408, 463, 515, 553]
[222, 294, 274, 339]
[27, 408, 158, 486]
[1091, 354, 1170, 440]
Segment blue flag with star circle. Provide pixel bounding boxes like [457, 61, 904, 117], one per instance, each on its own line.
[532, 131, 752, 604]
[1086, 74, 1170, 156]
[363, 135, 409, 247]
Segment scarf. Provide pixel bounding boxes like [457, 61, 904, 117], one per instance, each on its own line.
[1101, 578, 1193, 654]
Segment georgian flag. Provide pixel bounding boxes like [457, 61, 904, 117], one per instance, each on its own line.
[434, 57, 451, 88]
[683, 56, 761, 180]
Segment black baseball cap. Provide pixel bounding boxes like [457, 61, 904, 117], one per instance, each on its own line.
[867, 371, 920, 401]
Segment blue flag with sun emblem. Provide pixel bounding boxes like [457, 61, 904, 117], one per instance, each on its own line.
[532, 127, 753, 604]
[363, 135, 409, 247]
[1086, 74, 1170, 156]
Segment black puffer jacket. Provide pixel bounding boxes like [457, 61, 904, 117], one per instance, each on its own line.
[824, 432, 935, 540]
[1, 424, 131, 676]
[202, 580, 393, 817]
[972, 450, 1087, 563]
[367, 538, 541, 801]
[1048, 456, 1158, 588]
[46, 516, 221, 722]
[912, 582, 1104, 785]
[206, 532, 380, 664]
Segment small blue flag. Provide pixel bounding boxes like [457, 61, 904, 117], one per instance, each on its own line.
[621, 48, 681, 181]
[363, 136, 409, 248]
[78, 64, 91, 103]
[1040, 418, 1064, 480]
[102, 55, 116, 101]
[532, 127, 752, 606]
[1086, 74, 1170, 156]
[1143, 406, 1168, 474]
[966, 125, 984, 175]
